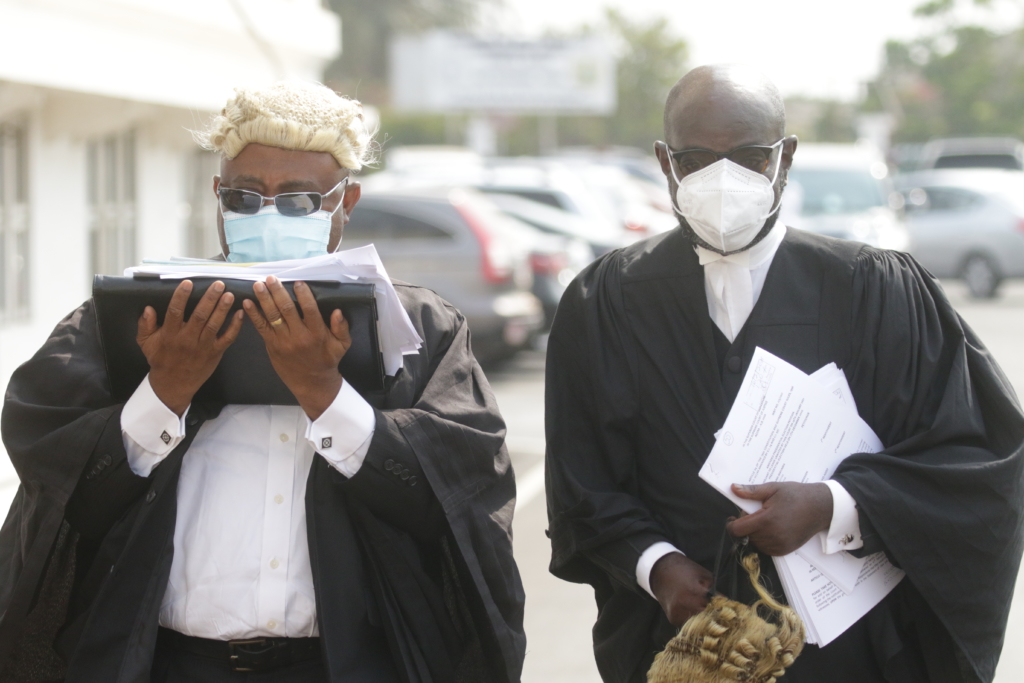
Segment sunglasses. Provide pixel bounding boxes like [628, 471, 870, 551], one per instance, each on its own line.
[661, 139, 785, 177]
[218, 178, 348, 217]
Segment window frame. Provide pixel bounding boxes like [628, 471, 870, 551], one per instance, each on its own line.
[0, 118, 31, 324]
[87, 130, 137, 277]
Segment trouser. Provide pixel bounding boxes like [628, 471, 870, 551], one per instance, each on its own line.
[151, 628, 327, 683]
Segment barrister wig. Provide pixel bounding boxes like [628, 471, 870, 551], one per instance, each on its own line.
[196, 81, 376, 171]
[647, 554, 805, 683]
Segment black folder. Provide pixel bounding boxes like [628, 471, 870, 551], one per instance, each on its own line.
[93, 276, 385, 405]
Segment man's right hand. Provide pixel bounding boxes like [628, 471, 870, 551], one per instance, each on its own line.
[650, 553, 714, 626]
[136, 280, 244, 416]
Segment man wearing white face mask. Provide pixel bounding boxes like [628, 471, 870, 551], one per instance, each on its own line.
[0, 82, 526, 683]
[545, 64, 1024, 683]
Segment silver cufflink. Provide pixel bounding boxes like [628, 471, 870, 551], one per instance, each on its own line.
[160, 431, 171, 445]
[840, 534, 854, 545]
[321, 437, 332, 449]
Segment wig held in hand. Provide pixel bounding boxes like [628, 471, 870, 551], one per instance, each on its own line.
[196, 81, 376, 171]
[648, 554, 805, 683]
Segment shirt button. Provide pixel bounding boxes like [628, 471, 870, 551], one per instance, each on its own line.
[274, 494, 284, 504]
[727, 356, 742, 373]
[267, 620, 277, 629]
[270, 558, 280, 569]
[279, 433, 289, 442]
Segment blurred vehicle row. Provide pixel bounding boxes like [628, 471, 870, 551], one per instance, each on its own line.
[347, 148, 676, 364]
[345, 137, 1024, 367]
[782, 138, 1024, 299]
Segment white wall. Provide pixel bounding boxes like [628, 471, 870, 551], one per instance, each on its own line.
[0, 0, 341, 512]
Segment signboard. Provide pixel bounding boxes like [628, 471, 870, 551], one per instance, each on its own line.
[390, 31, 616, 115]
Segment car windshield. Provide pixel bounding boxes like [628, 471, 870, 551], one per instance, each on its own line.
[788, 168, 887, 216]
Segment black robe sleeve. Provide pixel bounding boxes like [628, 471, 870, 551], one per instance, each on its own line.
[0, 301, 133, 668]
[334, 287, 527, 682]
[835, 248, 1024, 683]
[544, 253, 672, 592]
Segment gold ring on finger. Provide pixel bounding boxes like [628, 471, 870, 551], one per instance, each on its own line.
[270, 318, 284, 327]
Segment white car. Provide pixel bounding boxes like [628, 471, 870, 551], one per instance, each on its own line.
[780, 144, 909, 252]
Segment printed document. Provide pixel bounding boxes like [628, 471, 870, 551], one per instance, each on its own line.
[699, 347, 904, 645]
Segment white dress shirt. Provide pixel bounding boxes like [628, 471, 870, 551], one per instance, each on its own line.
[635, 223, 864, 599]
[121, 374, 376, 639]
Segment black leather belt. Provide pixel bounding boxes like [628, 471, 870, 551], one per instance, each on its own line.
[158, 627, 321, 673]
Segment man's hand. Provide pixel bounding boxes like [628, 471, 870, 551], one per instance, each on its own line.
[137, 280, 244, 416]
[726, 482, 834, 556]
[650, 553, 714, 626]
[243, 276, 352, 420]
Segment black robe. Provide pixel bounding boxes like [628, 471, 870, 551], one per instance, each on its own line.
[0, 282, 526, 683]
[545, 227, 1024, 683]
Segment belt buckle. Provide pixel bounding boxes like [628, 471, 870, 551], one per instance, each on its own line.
[228, 638, 281, 672]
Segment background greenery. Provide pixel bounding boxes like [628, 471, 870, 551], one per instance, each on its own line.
[322, 0, 1024, 156]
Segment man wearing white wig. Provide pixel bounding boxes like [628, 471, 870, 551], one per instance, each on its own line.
[0, 82, 526, 683]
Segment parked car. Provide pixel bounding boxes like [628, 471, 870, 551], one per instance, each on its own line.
[367, 149, 672, 244]
[554, 146, 666, 185]
[780, 143, 909, 251]
[918, 137, 1024, 171]
[482, 189, 624, 255]
[895, 169, 1024, 297]
[342, 187, 544, 362]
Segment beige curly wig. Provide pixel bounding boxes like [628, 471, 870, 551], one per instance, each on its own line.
[647, 554, 805, 683]
[196, 81, 376, 171]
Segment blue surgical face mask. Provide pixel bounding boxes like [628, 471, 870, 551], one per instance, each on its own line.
[222, 205, 338, 263]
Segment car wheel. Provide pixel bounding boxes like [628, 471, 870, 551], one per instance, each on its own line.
[962, 254, 1001, 299]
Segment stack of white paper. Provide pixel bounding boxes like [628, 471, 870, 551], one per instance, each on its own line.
[699, 347, 905, 646]
[124, 246, 423, 376]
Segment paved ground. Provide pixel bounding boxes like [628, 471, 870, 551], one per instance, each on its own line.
[488, 280, 1024, 683]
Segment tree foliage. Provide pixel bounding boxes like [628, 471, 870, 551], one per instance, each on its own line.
[323, 0, 490, 98]
[864, 0, 1024, 142]
[557, 9, 689, 150]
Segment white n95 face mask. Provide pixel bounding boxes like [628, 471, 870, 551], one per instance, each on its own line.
[670, 147, 784, 254]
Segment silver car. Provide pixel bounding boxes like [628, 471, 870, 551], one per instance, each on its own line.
[342, 187, 544, 362]
[896, 169, 1024, 298]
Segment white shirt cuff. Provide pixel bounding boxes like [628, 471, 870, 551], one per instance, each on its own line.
[305, 380, 376, 478]
[822, 480, 864, 554]
[636, 541, 684, 599]
[121, 374, 189, 477]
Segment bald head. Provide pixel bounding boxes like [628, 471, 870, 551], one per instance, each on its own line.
[654, 64, 796, 254]
[663, 65, 786, 149]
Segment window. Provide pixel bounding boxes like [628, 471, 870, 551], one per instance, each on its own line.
[185, 150, 222, 258]
[921, 187, 982, 212]
[934, 154, 1022, 171]
[0, 121, 29, 321]
[87, 131, 136, 276]
[787, 169, 887, 216]
[344, 207, 453, 242]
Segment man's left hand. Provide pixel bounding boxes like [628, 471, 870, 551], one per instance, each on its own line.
[244, 276, 352, 420]
[726, 482, 833, 556]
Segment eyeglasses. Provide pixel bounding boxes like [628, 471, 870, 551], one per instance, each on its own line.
[218, 178, 348, 217]
[660, 139, 785, 178]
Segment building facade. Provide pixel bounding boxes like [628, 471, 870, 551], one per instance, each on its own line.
[0, 0, 340, 504]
